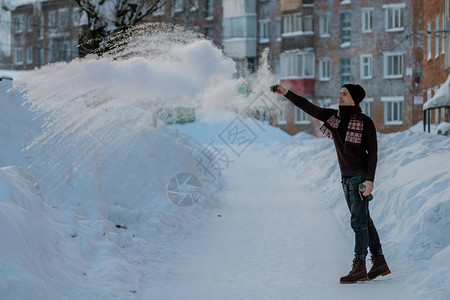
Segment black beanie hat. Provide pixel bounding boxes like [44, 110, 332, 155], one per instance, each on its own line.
[342, 84, 366, 105]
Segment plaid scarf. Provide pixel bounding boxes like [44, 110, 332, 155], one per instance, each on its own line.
[320, 111, 364, 147]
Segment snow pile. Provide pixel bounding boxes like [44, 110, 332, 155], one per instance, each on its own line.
[275, 129, 450, 299]
[0, 166, 140, 300]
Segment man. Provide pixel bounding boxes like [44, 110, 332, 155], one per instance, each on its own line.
[271, 83, 390, 284]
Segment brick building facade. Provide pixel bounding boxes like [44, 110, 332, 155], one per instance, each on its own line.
[422, 0, 449, 131]
[274, 0, 424, 135]
[6, 0, 223, 70]
[10, 0, 79, 70]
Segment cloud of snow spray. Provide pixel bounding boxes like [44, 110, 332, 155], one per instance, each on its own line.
[14, 23, 280, 213]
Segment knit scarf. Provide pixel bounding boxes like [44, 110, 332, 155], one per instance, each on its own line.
[320, 109, 364, 147]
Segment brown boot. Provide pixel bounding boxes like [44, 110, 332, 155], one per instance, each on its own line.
[340, 258, 369, 284]
[368, 255, 391, 280]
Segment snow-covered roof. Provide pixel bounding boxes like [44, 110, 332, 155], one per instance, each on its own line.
[423, 75, 450, 110]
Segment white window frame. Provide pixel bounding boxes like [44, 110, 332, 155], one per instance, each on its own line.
[282, 13, 302, 36]
[277, 101, 287, 125]
[174, 0, 183, 12]
[383, 3, 405, 32]
[26, 46, 33, 64]
[442, 15, 446, 54]
[341, 12, 351, 46]
[280, 50, 315, 79]
[361, 8, 373, 33]
[360, 54, 373, 79]
[384, 52, 403, 79]
[427, 89, 432, 101]
[381, 96, 404, 125]
[319, 14, 330, 37]
[294, 107, 311, 124]
[259, 19, 270, 43]
[26, 15, 32, 32]
[48, 10, 56, 27]
[319, 58, 330, 81]
[58, 8, 69, 28]
[361, 98, 373, 117]
[14, 15, 24, 33]
[436, 17, 440, 58]
[72, 8, 79, 26]
[38, 14, 44, 39]
[303, 15, 313, 35]
[14, 48, 24, 65]
[427, 22, 432, 60]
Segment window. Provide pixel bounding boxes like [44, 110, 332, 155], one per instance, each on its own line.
[341, 12, 351, 46]
[295, 107, 311, 124]
[206, 0, 214, 18]
[318, 99, 332, 108]
[39, 46, 44, 66]
[39, 15, 44, 39]
[384, 52, 403, 78]
[277, 101, 287, 125]
[436, 17, 440, 58]
[72, 8, 79, 26]
[26, 15, 32, 32]
[361, 98, 373, 117]
[361, 8, 373, 33]
[259, 19, 269, 43]
[319, 58, 330, 81]
[280, 50, 315, 78]
[383, 4, 405, 32]
[59, 9, 69, 28]
[224, 16, 257, 39]
[360, 54, 372, 79]
[382, 96, 404, 125]
[153, 3, 165, 15]
[340, 57, 351, 86]
[319, 14, 330, 37]
[174, 0, 183, 12]
[190, 0, 199, 11]
[205, 26, 213, 40]
[303, 15, 313, 34]
[14, 48, 24, 65]
[26, 46, 33, 64]
[48, 11, 56, 27]
[442, 15, 446, 54]
[14, 15, 24, 33]
[282, 13, 302, 35]
[427, 22, 432, 60]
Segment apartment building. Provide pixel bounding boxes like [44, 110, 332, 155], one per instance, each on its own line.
[10, 0, 80, 70]
[276, 0, 315, 135]
[148, 0, 223, 47]
[422, 0, 449, 133]
[273, 0, 424, 135]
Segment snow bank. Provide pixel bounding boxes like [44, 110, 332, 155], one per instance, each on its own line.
[275, 129, 450, 299]
[0, 165, 140, 300]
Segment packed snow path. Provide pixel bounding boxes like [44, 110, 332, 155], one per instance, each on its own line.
[142, 146, 420, 300]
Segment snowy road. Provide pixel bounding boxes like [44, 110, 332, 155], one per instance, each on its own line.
[142, 146, 420, 300]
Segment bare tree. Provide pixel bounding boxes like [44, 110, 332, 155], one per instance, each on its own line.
[75, 0, 166, 57]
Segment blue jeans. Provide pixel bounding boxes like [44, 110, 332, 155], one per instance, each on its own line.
[341, 175, 383, 261]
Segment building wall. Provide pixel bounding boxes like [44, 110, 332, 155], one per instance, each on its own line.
[314, 0, 424, 134]
[423, 0, 447, 125]
[149, 0, 223, 48]
[10, 0, 79, 70]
